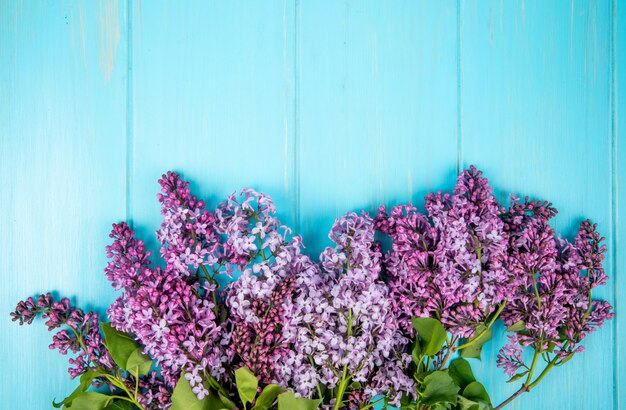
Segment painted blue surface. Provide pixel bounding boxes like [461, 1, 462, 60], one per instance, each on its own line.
[0, 1, 623, 409]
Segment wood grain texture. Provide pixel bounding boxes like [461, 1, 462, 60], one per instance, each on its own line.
[297, 0, 459, 256]
[615, 0, 625, 408]
[0, 0, 128, 408]
[129, 0, 297, 267]
[0, 1, 622, 408]
[460, 1, 615, 408]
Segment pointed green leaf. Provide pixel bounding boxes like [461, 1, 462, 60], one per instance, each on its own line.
[459, 326, 492, 360]
[53, 369, 100, 408]
[253, 384, 284, 410]
[235, 366, 259, 405]
[66, 392, 113, 410]
[411, 317, 447, 357]
[559, 353, 575, 365]
[457, 396, 482, 410]
[420, 371, 460, 406]
[171, 373, 210, 410]
[506, 371, 528, 383]
[277, 391, 321, 410]
[216, 391, 235, 410]
[463, 381, 491, 405]
[506, 320, 526, 333]
[411, 340, 422, 365]
[127, 347, 152, 376]
[101, 322, 142, 372]
[103, 400, 135, 410]
[448, 358, 476, 390]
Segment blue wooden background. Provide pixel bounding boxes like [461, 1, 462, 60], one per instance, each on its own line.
[0, 1, 624, 409]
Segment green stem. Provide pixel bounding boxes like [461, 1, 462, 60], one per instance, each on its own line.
[438, 336, 459, 370]
[493, 357, 557, 410]
[527, 361, 556, 390]
[334, 309, 353, 410]
[359, 396, 385, 410]
[524, 348, 540, 386]
[531, 272, 541, 310]
[455, 301, 506, 351]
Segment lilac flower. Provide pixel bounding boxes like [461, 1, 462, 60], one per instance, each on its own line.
[106, 222, 231, 391]
[11, 293, 115, 379]
[497, 335, 526, 377]
[376, 166, 511, 338]
[157, 171, 234, 279]
[278, 212, 413, 406]
[498, 196, 614, 375]
[222, 189, 318, 384]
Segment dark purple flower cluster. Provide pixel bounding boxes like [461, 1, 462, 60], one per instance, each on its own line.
[11, 293, 114, 379]
[497, 197, 614, 376]
[10, 293, 173, 409]
[376, 166, 511, 338]
[105, 172, 235, 400]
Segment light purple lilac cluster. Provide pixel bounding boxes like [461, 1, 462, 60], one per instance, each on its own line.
[496, 197, 614, 376]
[278, 212, 413, 406]
[220, 189, 318, 384]
[376, 166, 511, 338]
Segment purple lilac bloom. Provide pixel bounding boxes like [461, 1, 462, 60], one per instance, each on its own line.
[279, 212, 413, 406]
[11, 293, 115, 380]
[376, 166, 511, 338]
[497, 334, 526, 377]
[497, 197, 614, 373]
[157, 171, 235, 279]
[221, 189, 318, 384]
[106, 221, 231, 397]
[106, 172, 234, 400]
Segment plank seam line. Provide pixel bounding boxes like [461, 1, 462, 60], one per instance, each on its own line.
[611, 0, 618, 408]
[457, 0, 463, 173]
[125, 0, 134, 226]
[294, 0, 300, 234]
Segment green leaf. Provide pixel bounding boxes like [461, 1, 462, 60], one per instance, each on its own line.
[506, 320, 525, 332]
[506, 371, 528, 383]
[126, 347, 152, 376]
[459, 326, 492, 360]
[411, 317, 447, 357]
[235, 366, 259, 405]
[420, 371, 460, 406]
[448, 358, 476, 390]
[171, 373, 210, 410]
[457, 396, 482, 410]
[66, 392, 113, 410]
[253, 384, 284, 410]
[53, 369, 100, 408]
[103, 400, 135, 410]
[206, 392, 233, 410]
[277, 391, 322, 410]
[101, 322, 143, 372]
[216, 391, 236, 410]
[463, 381, 491, 405]
[411, 340, 422, 365]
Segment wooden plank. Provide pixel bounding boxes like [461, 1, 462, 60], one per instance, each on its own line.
[0, 1, 128, 408]
[460, 1, 614, 408]
[615, 0, 625, 406]
[297, 0, 459, 256]
[130, 0, 297, 255]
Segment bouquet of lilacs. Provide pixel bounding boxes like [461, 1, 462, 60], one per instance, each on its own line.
[11, 167, 614, 410]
